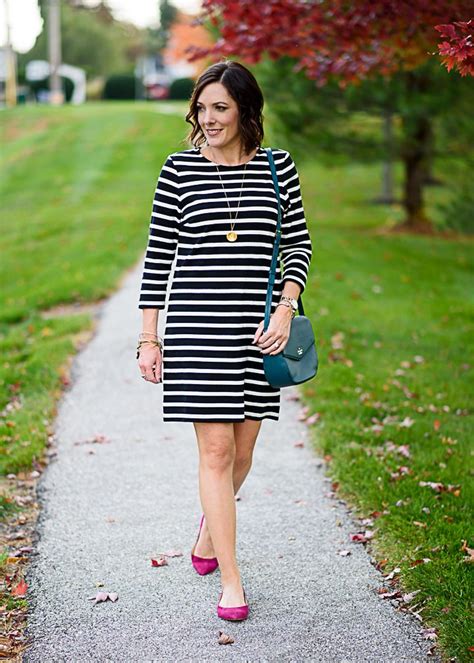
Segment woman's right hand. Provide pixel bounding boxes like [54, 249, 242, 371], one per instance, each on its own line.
[138, 345, 162, 384]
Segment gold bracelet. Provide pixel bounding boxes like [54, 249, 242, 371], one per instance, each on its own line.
[276, 301, 295, 317]
[136, 338, 163, 359]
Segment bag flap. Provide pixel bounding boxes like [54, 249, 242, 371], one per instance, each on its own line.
[283, 316, 315, 360]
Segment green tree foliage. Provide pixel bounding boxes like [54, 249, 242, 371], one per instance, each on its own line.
[144, 0, 178, 55]
[254, 56, 384, 164]
[19, 1, 141, 77]
[255, 56, 474, 230]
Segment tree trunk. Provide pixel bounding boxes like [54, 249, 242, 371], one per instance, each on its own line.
[398, 71, 434, 232]
[401, 114, 432, 230]
[380, 108, 395, 203]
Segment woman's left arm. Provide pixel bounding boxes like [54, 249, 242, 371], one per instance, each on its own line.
[254, 150, 312, 355]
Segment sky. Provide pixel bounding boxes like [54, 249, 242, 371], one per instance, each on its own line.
[0, 0, 202, 53]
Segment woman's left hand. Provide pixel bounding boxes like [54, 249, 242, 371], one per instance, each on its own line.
[253, 305, 293, 355]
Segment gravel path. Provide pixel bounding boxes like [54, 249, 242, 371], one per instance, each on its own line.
[24, 260, 435, 662]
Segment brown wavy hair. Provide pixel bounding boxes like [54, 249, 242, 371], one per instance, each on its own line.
[184, 59, 264, 155]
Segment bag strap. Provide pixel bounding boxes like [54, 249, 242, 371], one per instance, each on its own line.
[264, 147, 305, 332]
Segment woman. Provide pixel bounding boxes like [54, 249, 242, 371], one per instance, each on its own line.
[137, 60, 312, 621]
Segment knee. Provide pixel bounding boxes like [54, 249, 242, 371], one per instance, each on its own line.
[201, 440, 235, 473]
[234, 448, 253, 471]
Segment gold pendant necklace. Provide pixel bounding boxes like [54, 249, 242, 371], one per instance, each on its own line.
[212, 150, 248, 242]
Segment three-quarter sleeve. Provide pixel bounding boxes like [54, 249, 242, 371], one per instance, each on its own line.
[138, 155, 180, 310]
[278, 151, 312, 294]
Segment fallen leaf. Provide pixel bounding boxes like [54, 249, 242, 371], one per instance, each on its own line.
[380, 589, 402, 599]
[413, 521, 427, 528]
[162, 550, 183, 558]
[6, 557, 27, 564]
[460, 540, 474, 563]
[331, 331, 345, 350]
[151, 556, 168, 567]
[297, 406, 310, 421]
[410, 558, 431, 567]
[397, 444, 411, 458]
[305, 413, 320, 425]
[11, 579, 27, 597]
[419, 481, 461, 495]
[218, 631, 235, 645]
[338, 550, 351, 556]
[350, 530, 374, 544]
[399, 417, 415, 428]
[390, 466, 411, 480]
[402, 589, 421, 603]
[433, 420, 441, 430]
[384, 567, 401, 581]
[88, 591, 109, 604]
[418, 481, 444, 493]
[376, 559, 389, 570]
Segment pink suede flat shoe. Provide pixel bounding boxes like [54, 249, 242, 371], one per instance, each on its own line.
[217, 588, 249, 621]
[191, 513, 219, 575]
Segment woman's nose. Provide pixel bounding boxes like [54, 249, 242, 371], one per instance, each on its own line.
[203, 110, 215, 124]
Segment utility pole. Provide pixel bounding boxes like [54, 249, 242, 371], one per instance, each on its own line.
[2, 0, 17, 107]
[48, 0, 64, 105]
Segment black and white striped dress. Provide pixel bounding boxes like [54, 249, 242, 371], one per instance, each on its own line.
[138, 146, 312, 422]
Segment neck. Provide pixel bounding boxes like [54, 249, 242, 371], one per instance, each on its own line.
[208, 141, 255, 166]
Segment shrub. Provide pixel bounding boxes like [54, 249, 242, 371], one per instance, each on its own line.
[103, 74, 137, 100]
[29, 76, 74, 102]
[168, 77, 194, 101]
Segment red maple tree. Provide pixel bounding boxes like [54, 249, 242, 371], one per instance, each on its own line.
[186, 0, 473, 231]
[435, 20, 474, 76]
[187, 0, 473, 83]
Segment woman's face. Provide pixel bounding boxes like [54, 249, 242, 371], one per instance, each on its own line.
[196, 82, 240, 150]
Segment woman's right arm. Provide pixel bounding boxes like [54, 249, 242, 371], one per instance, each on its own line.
[138, 308, 161, 383]
[137, 155, 181, 383]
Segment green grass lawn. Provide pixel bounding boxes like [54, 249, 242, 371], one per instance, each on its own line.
[1, 102, 186, 475]
[1, 102, 472, 660]
[299, 160, 473, 660]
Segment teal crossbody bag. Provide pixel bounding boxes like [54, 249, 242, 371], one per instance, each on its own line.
[262, 148, 318, 388]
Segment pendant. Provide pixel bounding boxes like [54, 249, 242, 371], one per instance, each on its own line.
[226, 231, 238, 242]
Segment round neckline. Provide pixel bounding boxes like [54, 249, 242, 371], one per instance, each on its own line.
[197, 146, 262, 167]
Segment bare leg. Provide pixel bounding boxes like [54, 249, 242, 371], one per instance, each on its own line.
[193, 419, 261, 607]
[232, 418, 262, 494]
[193, 419, 261, 559]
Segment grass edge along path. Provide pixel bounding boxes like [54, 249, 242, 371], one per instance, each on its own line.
[296, 179, 473, 662]
[0, 102, 187, 660]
